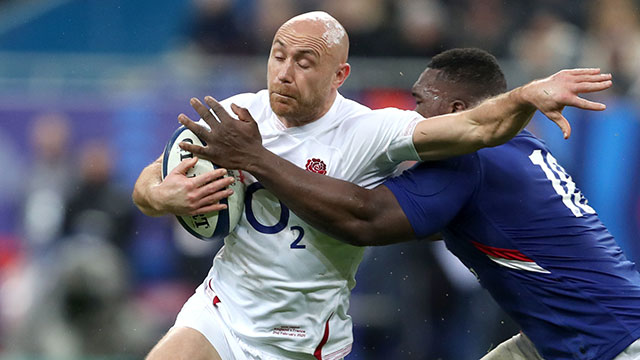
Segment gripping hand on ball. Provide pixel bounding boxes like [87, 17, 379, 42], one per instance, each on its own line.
[178, 96, 265, 171]
[149, 158, 234, 215]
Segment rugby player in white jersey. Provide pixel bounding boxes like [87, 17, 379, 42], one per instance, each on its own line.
[133, 12, 612, 360]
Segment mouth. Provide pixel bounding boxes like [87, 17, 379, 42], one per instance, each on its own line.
[272, 91, 296, 100]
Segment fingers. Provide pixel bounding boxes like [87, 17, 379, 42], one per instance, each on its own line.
[189, 186, 235, 215]
[231, 103, 252, 123]
[179, 140, 207, 158]
[190, 97, 220, 130]
[564, 68, 601, 76]
[198, 174, 235, 194]
[569, 97, 607, 111]
[204, 96, 231, 124]
[186, 170, 236, 215]
[192, 168, 228, 187]
[195, 185, 234, 207]
[191, 201, 228, 215]
[574, 73, 612, 83]
[179, 113, 211, 143]
[172, 157, 198, 175]
[544, 111, 572, 139]
[573, 80, 613, 94]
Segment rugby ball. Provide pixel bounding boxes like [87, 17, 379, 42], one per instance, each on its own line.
[162, 126, 245, 241]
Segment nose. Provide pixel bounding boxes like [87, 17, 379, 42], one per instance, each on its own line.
[276, 59, 294, 83]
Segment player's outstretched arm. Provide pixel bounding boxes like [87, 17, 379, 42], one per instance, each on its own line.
[413, 68, 612, 161]
[132, 155, 234, 217]
[178, 97, 416, 245]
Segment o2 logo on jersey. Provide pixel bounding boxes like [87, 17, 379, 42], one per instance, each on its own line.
[529, 150, 595, 217]
[244, 183, 306, 249]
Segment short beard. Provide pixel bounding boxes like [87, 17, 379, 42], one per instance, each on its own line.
[270, 95, 325, 126]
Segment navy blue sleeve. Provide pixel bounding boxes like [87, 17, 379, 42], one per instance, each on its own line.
[383, 154, 480, 238]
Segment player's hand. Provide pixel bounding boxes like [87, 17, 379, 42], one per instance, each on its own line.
[152, 157, 235, 216]
[177, 96, 264, 170]
[521, 68, 612, 139]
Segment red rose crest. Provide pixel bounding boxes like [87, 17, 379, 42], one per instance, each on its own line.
[305, 158, 327, 175]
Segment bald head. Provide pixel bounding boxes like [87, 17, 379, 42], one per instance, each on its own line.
[275, 11, 349, 64]
[267, 11, 352, 127]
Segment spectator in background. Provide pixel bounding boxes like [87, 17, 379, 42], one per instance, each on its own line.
[0, 123, 23, 236]
[3, 239, 147, 358]
[6, 138, 151, 358]
[0, 124, 25, 350]
[252, 0, 300, 51]
[392, 0, 450, 57]
[62, 140, 135, 250]
[3, 112, 75, 355]
[188, 0, 308, 55]
[509, 10, 583, 83]
[581, 0, 640, 95]
[518, 0, 589, 29]
[189, 0, 258, 54]
[22, 113, 75, 251]
[322, 0, 393, 56]
[449, 0, 513, 58]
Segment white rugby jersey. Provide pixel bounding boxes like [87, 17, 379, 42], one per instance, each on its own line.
[204, 90, 421, 358]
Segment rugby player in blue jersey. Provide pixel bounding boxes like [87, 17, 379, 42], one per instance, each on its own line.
[177, 48, 639, 359]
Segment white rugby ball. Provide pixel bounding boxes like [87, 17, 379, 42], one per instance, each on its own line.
[162, 126, 245, 241]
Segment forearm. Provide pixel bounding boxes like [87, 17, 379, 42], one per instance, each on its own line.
[467, 86, 536, 147]
[245, 149, 384, 245]
[414, 86, 536, 161]
[132, 158, 166, 217]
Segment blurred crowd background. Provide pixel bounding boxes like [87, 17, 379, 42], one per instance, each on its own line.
[1, 0, 639, 359]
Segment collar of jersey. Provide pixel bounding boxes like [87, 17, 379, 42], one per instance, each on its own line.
[269, 92, 344, 136]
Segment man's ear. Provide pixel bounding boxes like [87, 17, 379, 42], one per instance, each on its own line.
[450, 100, 467, 113]
[334, 63, 351, 89]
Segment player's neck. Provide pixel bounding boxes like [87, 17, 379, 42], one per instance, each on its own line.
[278, 91, 337, 128]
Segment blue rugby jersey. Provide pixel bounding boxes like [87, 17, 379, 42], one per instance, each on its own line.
[384, 130, 640, 360]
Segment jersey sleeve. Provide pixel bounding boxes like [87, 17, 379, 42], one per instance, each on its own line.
[383, 154, 480, 238]
[337, 107, 423, 188]
[371, 108, 422, 163]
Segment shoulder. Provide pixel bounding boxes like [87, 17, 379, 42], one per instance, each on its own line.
[476, 129, 549, 165]
[336, 95, 422, 126]
[220, 90, 271, 121]
[388, 153, 480, 197]
[221, 90, 268, 108]
[499, 129, 547, 151]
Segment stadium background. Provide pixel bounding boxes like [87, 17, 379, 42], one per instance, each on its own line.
[1, 0, 639, 359]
